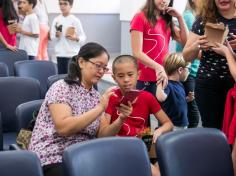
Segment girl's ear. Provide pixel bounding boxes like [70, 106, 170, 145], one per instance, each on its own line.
[178, 67, 184, 74]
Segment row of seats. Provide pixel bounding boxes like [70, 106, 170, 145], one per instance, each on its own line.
[0, 75, 66, 150]
[0, 128, 233, 176]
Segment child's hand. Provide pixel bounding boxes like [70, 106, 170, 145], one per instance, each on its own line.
[66, 34, 79, 42]
[56, 31, 62, 38]
[152, 129, 162, 143]
[194, 35, 210, 51]
[186, 91, 195, 102]
[165, 7, 181, 18]
[117, 101, 133, 121]
[15, 24, 22, 33]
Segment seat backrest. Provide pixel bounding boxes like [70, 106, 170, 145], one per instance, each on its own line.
[0, 77, 41, 132]
[0, 150, 43, 176]
[0, 62, 9, 77]
[63, 137, 152, 176]
[47, 74, 67, 89]
[0, 48, 28, 76]
[14, 60, 58, 98]
[156, 128, 234, 176]
[0, 112, 2, 151]
[16, 99, 44, 133]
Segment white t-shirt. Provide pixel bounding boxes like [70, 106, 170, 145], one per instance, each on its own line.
[34, 0, 49, 25]
[50, 14, 86, 57]
[19, 13, 40, 56]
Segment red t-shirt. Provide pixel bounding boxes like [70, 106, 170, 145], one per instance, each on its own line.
[0, 10, 16, 46]
[130, 12, 171, 81]
[105, 89, 161, 136]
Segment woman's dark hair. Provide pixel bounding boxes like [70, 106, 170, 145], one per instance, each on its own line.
[112, 55, 138, 74]
[0, 0, 19, 25]
[200, 0, 219, 24]
[64, 42, 110, 85]
[141, 0, 176, 38]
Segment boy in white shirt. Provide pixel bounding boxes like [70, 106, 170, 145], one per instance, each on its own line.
[50, 0, 86, 74]
[17, 0, 40, 60]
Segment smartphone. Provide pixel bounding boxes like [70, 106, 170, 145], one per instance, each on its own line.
[118, 89, 140, 106]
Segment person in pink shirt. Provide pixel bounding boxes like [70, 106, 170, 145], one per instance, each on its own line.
[130, 0, 188, 95]
[0, 0, 18, 49]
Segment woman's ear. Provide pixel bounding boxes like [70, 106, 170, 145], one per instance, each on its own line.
[78, 57, 85, 69]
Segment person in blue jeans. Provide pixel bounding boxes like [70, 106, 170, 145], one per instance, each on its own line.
[176, 0, 202, 128]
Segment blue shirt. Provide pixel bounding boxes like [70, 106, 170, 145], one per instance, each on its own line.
[161, 80, 188, 127]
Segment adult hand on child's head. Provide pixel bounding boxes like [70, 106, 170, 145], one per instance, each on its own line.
[99, 86, 117, 110]
[228, 33, 236, 50]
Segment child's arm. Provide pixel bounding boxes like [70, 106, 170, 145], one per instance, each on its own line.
[97, 103, 132, 137]
[153, 109, 173, 142]
[16, 16, 39, 38]
[0, 33, 17, 52]
[73, 18, 86, 44]
[156, 82, 167, 102]
[212, 41, 236, 80]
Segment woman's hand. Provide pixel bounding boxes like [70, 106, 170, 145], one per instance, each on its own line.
[156, 68, 168, 89]
[99, 87, 117, 110]
[212, 40, 233, 57]
[229, 33, 236, 50]
[194, 35, 209, 51]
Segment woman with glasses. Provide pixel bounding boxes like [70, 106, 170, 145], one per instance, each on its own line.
[50, 0, 86, 74]
[28, 42, 114, 176]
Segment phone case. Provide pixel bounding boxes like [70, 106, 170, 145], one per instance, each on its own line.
[119, 90, 140, 105]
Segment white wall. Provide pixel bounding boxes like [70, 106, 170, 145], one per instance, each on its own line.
[46, 0, 120, 14]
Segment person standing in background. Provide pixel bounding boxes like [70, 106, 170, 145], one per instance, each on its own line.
[183, 0, 236, 129]
[50, 0, 86, 74]
[34, 0, 49, 60]
[0, 0, 18, 49]
[130, 0, 188, 96]
[175, 0, 202, 128]
[17, 0, 40, 60]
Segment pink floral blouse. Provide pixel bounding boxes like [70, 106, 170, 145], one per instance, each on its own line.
[28, 80, 100, 166]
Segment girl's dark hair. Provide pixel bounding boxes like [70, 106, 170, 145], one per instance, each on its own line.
[64, 42, 110, 85]
[112, 55, 138, 74]
[60, 0, 74, 6]
[200, 0, 219, 24]
[141, 0, 176, 38]
[0, 0, 19, 25]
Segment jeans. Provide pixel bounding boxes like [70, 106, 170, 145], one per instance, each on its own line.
[195, 77, 234, 129]
[57, 57, 70, 74]
[183, 75, 200, 128]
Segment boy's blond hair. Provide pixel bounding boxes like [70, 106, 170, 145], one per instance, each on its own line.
[164, 53, 190, 76]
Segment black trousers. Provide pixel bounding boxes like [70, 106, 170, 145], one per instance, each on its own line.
[43, 163, 63, 176]
[183, 75, 201, 128]
[57, 57, 71, 74]
[195, 77, 234, 129]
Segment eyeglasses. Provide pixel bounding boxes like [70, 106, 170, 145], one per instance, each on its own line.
[88, 60, 109, 73]
[59, 2, 69, 6]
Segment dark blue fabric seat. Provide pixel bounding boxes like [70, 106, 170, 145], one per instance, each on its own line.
[0, 150, 43, 176]
[156, 128, 234, 176]
[0, 48, 28, 76]
[0, 62, 9, 77]
[0, 77, 41, 150]
[63, 137, 152, 176]
[14, 60, 58, 98]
